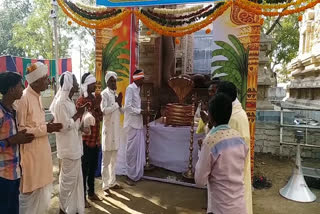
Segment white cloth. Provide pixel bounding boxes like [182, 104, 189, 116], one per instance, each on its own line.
[102, 150, 118, 190]
[126, 127, 145, 181]
[81, 74, 96, 98]
[25, 62, 48, 84]
[124, 83, 143, 130]
[49, 71, 73, 115]
[105, 71, 117, 84]
[19, 183, 52, 214]
[83, 111, 95, 127]
[101, 87, 123, 151]
[54, 93, 83, 159]
[59, 158, 84, 214]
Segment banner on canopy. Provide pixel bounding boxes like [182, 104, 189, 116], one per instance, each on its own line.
[96, 0, 218, 7]
[0, 55, 72, 81]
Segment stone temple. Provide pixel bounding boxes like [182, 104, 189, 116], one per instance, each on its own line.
[286, 5, 320, 109]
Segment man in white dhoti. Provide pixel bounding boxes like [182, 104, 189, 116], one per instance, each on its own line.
[101, 71, 124, 196]
[50, 71, 88, 214]
[124, 69, 145, 184]
[17, 62, 63, 214]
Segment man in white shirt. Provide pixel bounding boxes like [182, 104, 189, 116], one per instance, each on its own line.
[124, 69, 145, 184]
[50, 71, 88, 214]
[100, 71, 123, 196]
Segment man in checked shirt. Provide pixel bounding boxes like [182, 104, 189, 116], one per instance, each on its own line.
[76, 72, 103, 207]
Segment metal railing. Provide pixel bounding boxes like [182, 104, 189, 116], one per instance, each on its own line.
[279, 106, 320, 157]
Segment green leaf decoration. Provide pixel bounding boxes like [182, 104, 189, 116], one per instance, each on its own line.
[211, 34, 249, 109]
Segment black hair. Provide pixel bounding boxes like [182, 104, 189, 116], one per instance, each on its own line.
[0, 72, 22, 95]
[208, 93, 232, 125]
[81, 72, 91, 84]
[216, 81, 237, 101]
[60, 74, 65, 87]
[209, 79, 220, 88]
[133, 69, 143, 75]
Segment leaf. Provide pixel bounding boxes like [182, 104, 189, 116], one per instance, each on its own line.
[115, 71, 129, 78]
[212, 48, 241, 70]
[211, 60, 238, 70]
[214, 41, 242, 68]
[228, 34, 246, 58]
[105, 41, 128, 67]
[104, 36, 118, 56]
[109, 63, 129, 74]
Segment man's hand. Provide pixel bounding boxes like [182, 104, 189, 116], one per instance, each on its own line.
[116, 92, 123, 107]
[200, 110, 209, 124]
[7, 129, 35, 145]
[47, 123, 63, 133]
[73, 102, 90, 121]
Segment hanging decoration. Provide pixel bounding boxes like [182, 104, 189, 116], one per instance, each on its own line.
[58, 0, 320, 36]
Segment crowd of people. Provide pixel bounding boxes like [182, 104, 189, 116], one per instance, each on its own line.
[0, 61, 252, 214]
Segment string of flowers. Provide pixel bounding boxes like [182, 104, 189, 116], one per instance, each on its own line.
[134, 1, 231, 37]
[141, 4, 220, 27]
[75, 1, 110, 13]
[244, 0, 305, 9]
[153, 5, 203, 15]
[146, 5, 212, 20]
[235, 0, 320, 16]
[57, 0, 130, 28]
[65, 0, 120, 20]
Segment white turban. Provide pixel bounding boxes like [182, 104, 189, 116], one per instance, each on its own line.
[105, 71, 117, 85]
[81, 73, 96, 98]
[49, 71, 74, 115]
[25, 62, 48, 84]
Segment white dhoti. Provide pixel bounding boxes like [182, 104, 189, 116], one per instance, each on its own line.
[59, 158, 84, 214]
[102, 150, 118, 190]
[19, 183, 52, 214]
[126, 127, 145, 181]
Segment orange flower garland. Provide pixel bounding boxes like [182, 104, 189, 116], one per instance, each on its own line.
[235, 0, 320, 17]
[67, 20, 72, 25]
[205, 28, 211, 34]
[175, 38, 180, 45]
[146, 31, 152, 35]
[57, 0, 130, 29]
[134, 1, 231, 37]
[298, 15, 303, 22]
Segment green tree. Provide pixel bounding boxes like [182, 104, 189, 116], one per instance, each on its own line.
[262, 14, 300, 83]
[0, 0, 31, 56]
[211, 34, 249, 108]
[11, 0, 95, 60]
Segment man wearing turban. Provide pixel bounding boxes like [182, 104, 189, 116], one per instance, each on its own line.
[123, 69, 146, 184]
[76, 72, 102, 206]
[50, 71, 88, 214]
[16, 62, 63, 214]
[100, 71, 124, 196]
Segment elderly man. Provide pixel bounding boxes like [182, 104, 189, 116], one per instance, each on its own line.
[217, 81, 252, 214]
[76, 72, 102, 206]
[0, 72, 35, 214]
[124, 69, 145, 184]
[50, 71, 88, 214]
[16, 62, 62, 214]
[100, 71, 123, 196]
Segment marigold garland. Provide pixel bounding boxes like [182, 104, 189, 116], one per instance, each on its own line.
[153, 5, 203, 15]
[147, 5, 212, 20]
[235, 0, 320, 16]
[134, 1, 231, 37]
[57, 0, 130, 29]
[241, 0, 305, 9]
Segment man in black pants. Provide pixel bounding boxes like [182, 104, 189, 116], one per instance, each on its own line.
[76, 73, 103, 207]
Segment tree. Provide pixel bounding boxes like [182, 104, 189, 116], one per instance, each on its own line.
[11, 0, 95, 61]
[262, 14, 300, 83]
[211, 34, 249, 108]
[0, 0, 31, 56]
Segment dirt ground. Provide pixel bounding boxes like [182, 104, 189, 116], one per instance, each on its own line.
[48, 153, 320, 214]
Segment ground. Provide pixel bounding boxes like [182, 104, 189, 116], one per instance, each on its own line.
[48, 153, 320, 214]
